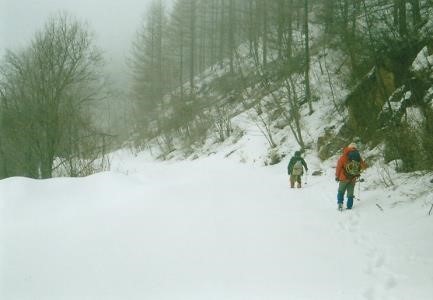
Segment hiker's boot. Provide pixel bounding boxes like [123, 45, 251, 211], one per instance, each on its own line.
[347, 197, 354, 209]
[337, 192, 344, 203]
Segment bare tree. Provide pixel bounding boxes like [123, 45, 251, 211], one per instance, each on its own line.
[0, 13, 107, 178]
[131, 0, 168, 118]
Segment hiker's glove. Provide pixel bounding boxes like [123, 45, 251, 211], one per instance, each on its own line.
[335, 177, 339, 182]
[359, 178, 365, 182]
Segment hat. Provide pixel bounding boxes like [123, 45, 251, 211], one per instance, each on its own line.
[348, 142, 357, 149]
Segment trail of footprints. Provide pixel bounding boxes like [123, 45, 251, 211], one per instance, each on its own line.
[338, 211, 400, 300]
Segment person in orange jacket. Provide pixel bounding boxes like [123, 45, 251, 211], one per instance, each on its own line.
[335, 142, 367, 210]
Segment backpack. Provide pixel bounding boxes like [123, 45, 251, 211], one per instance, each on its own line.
[292, 160, 304, 176]
[344, 150, 361, 178]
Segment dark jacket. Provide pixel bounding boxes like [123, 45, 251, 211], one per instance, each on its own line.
[287, 156, 308, 175]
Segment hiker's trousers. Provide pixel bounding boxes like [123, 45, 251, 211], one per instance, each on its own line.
[337, 180, 356, 208]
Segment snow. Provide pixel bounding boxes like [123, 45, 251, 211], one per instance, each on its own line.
[411, 46, 433, 73]
[406, 107, 424, 129]
[2, 16, 433, 300]
[1, 148, 433, 300]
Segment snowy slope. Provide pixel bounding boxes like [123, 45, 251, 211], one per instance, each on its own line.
[1, 151, 433, 300]
[2, 27, 433, 300]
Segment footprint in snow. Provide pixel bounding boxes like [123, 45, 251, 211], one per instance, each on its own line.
[375, 253, 386, 268]
[384, 275, 398, 290]
[363, 287, 376, 300]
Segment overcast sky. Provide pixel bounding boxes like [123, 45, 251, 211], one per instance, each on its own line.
[0, 0, 170, 84]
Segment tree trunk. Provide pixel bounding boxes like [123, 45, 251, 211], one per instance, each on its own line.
[190, 0, 196, 94]
[179, 25, 184, 102]
[287, 0, 293, 60]
[304, 0, 313, 114]
[218, 0, 225, 67]
[262, 0, 268, 66]
[323, 0, 335, 33]
[410, 0, 421, 29]
[397, 0, 407, 37]
[228, 0, 235, 73]
[157, 0, 163, 101]
[210, 0, 217, 67]
[287, 77, 305, 149]
[277, 0, 285, 59]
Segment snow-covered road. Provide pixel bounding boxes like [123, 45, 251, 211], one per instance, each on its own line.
[1, 155, 432, 300]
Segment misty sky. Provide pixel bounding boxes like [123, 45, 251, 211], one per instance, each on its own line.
[0, 0, 171, 84]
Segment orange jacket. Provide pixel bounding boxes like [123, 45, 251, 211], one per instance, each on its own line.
[335, 147, 367, 181]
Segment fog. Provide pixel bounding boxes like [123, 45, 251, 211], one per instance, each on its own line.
[0, 0, 176, 138]
[0, 0, 169, 85]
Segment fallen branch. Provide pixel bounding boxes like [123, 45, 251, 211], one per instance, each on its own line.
[429, 203, 433, 216]
[376, 204, 384, 212]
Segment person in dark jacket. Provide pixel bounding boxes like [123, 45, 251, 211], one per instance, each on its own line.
[287, 151, 308, 188]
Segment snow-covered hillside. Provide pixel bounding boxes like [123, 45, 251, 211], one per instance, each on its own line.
[2, 49, 433, 298]
[2, 26, 433, 300]
[1, 147, 433, 300]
